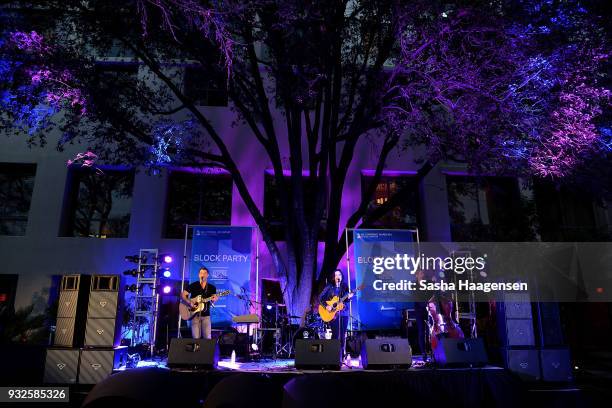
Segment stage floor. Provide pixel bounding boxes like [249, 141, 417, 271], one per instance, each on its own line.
[117, 354, 503, 373]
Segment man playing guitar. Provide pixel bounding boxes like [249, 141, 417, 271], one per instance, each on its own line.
[319, 269, 354, 355]
[181, 267, 218, 339]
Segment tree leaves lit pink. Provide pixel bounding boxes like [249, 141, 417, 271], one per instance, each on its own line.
[7, 31, 87, 115]
[67, 151, 102, 173]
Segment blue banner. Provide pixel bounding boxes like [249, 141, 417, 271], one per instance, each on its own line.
[190, 226, 253, 327]
[352, 229, 417, 330]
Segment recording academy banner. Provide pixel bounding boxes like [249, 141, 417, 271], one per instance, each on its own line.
[352, 229, 418, 330]
[190, 226, 253, 327]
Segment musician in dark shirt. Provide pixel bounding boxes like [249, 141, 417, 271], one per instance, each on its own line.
[181, 267, 218, 339]
[319, 269, 354, 354]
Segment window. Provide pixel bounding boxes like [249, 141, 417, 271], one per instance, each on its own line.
[360, 172, 419, 228]
[0, 163, 37, 236]
[164, 169, 232, 238]
[184, 66, 228, 107]
[534, 180, 611, 241]
[264, 172, 327, 240]
[61, 167, 134, 238]
[446, 176, 535, 241]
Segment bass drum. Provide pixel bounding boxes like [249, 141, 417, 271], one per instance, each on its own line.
[292, 327, 319, 348]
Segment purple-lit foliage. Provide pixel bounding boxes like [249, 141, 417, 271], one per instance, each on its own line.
[1, 0, 610, 315]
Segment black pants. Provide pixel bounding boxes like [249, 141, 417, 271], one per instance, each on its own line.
[331, 315, 348, 354]
[414, 302, 428, 355]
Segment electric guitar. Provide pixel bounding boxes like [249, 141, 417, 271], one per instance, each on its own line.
[179, 290, 230, 321]
[318, 284, 364, 322]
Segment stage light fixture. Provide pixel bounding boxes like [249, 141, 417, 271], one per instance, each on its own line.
[163, 269, 172, 278]
[162, 285, 172, 294]
[125, 255, 144, 263]
[159, 254, 173, 264]
[122, 269, 140, 277]
[125, 284, 138, 292]
[266, 304, 272, 310]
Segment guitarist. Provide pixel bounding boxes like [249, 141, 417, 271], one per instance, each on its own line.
[181, 267, 218, 339]
[318, 269, 354, 355]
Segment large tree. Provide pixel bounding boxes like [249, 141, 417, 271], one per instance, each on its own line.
[1, 0, 610, 314]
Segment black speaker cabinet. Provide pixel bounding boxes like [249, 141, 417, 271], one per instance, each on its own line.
[541, 348, 572, 382]
[503, 348, 541, 381]
[294, 339, 341, 370]
[433, 338, 487, 367]
[78, 347, 128, 384]
[167, 338, 219, 369]
[54, 274, 91, 347]
[360, 338, 412, 369]
[44, 348, 80, 384]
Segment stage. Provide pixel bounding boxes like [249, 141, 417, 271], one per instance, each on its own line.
[1, 344, 595, 408]
[81, 357, 525, 408]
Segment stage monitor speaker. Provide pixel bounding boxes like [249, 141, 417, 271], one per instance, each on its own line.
[433, 338, 487, 367]
[540, 348, 572, 382]
[361, 338, 412, 369]
[78, 347, 128, 384]
[44, 348, 80, 384]
[503, 348, 541, 381]
[167, 338, 219, 369]
[54, 274, 91, 347]
[295, 339, 341, 370]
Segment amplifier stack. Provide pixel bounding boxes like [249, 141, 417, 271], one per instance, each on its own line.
[44, 274, 127, 384]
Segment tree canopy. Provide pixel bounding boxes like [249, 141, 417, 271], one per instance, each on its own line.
[1, 0, 610, 313]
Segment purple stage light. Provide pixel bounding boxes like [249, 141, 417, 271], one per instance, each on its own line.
[162, 285, 172, 294]
[163, 255, 173, 263]
[163, 269, 172, 278]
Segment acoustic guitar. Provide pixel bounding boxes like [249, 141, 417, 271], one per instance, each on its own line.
[318, 284, 364, 322]
[179, 290, 230, 321]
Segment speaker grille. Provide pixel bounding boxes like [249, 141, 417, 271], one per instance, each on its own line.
[505, 348, 541, 381]
[54, 318, 76, 347]
[506, 319, 535, 346]
[57, 291, 79, 318]
[87, 292, 119, 319]
[79, 350, 113, 384]
[44, 349, 79, 384]
[84, 318, 117, 347]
